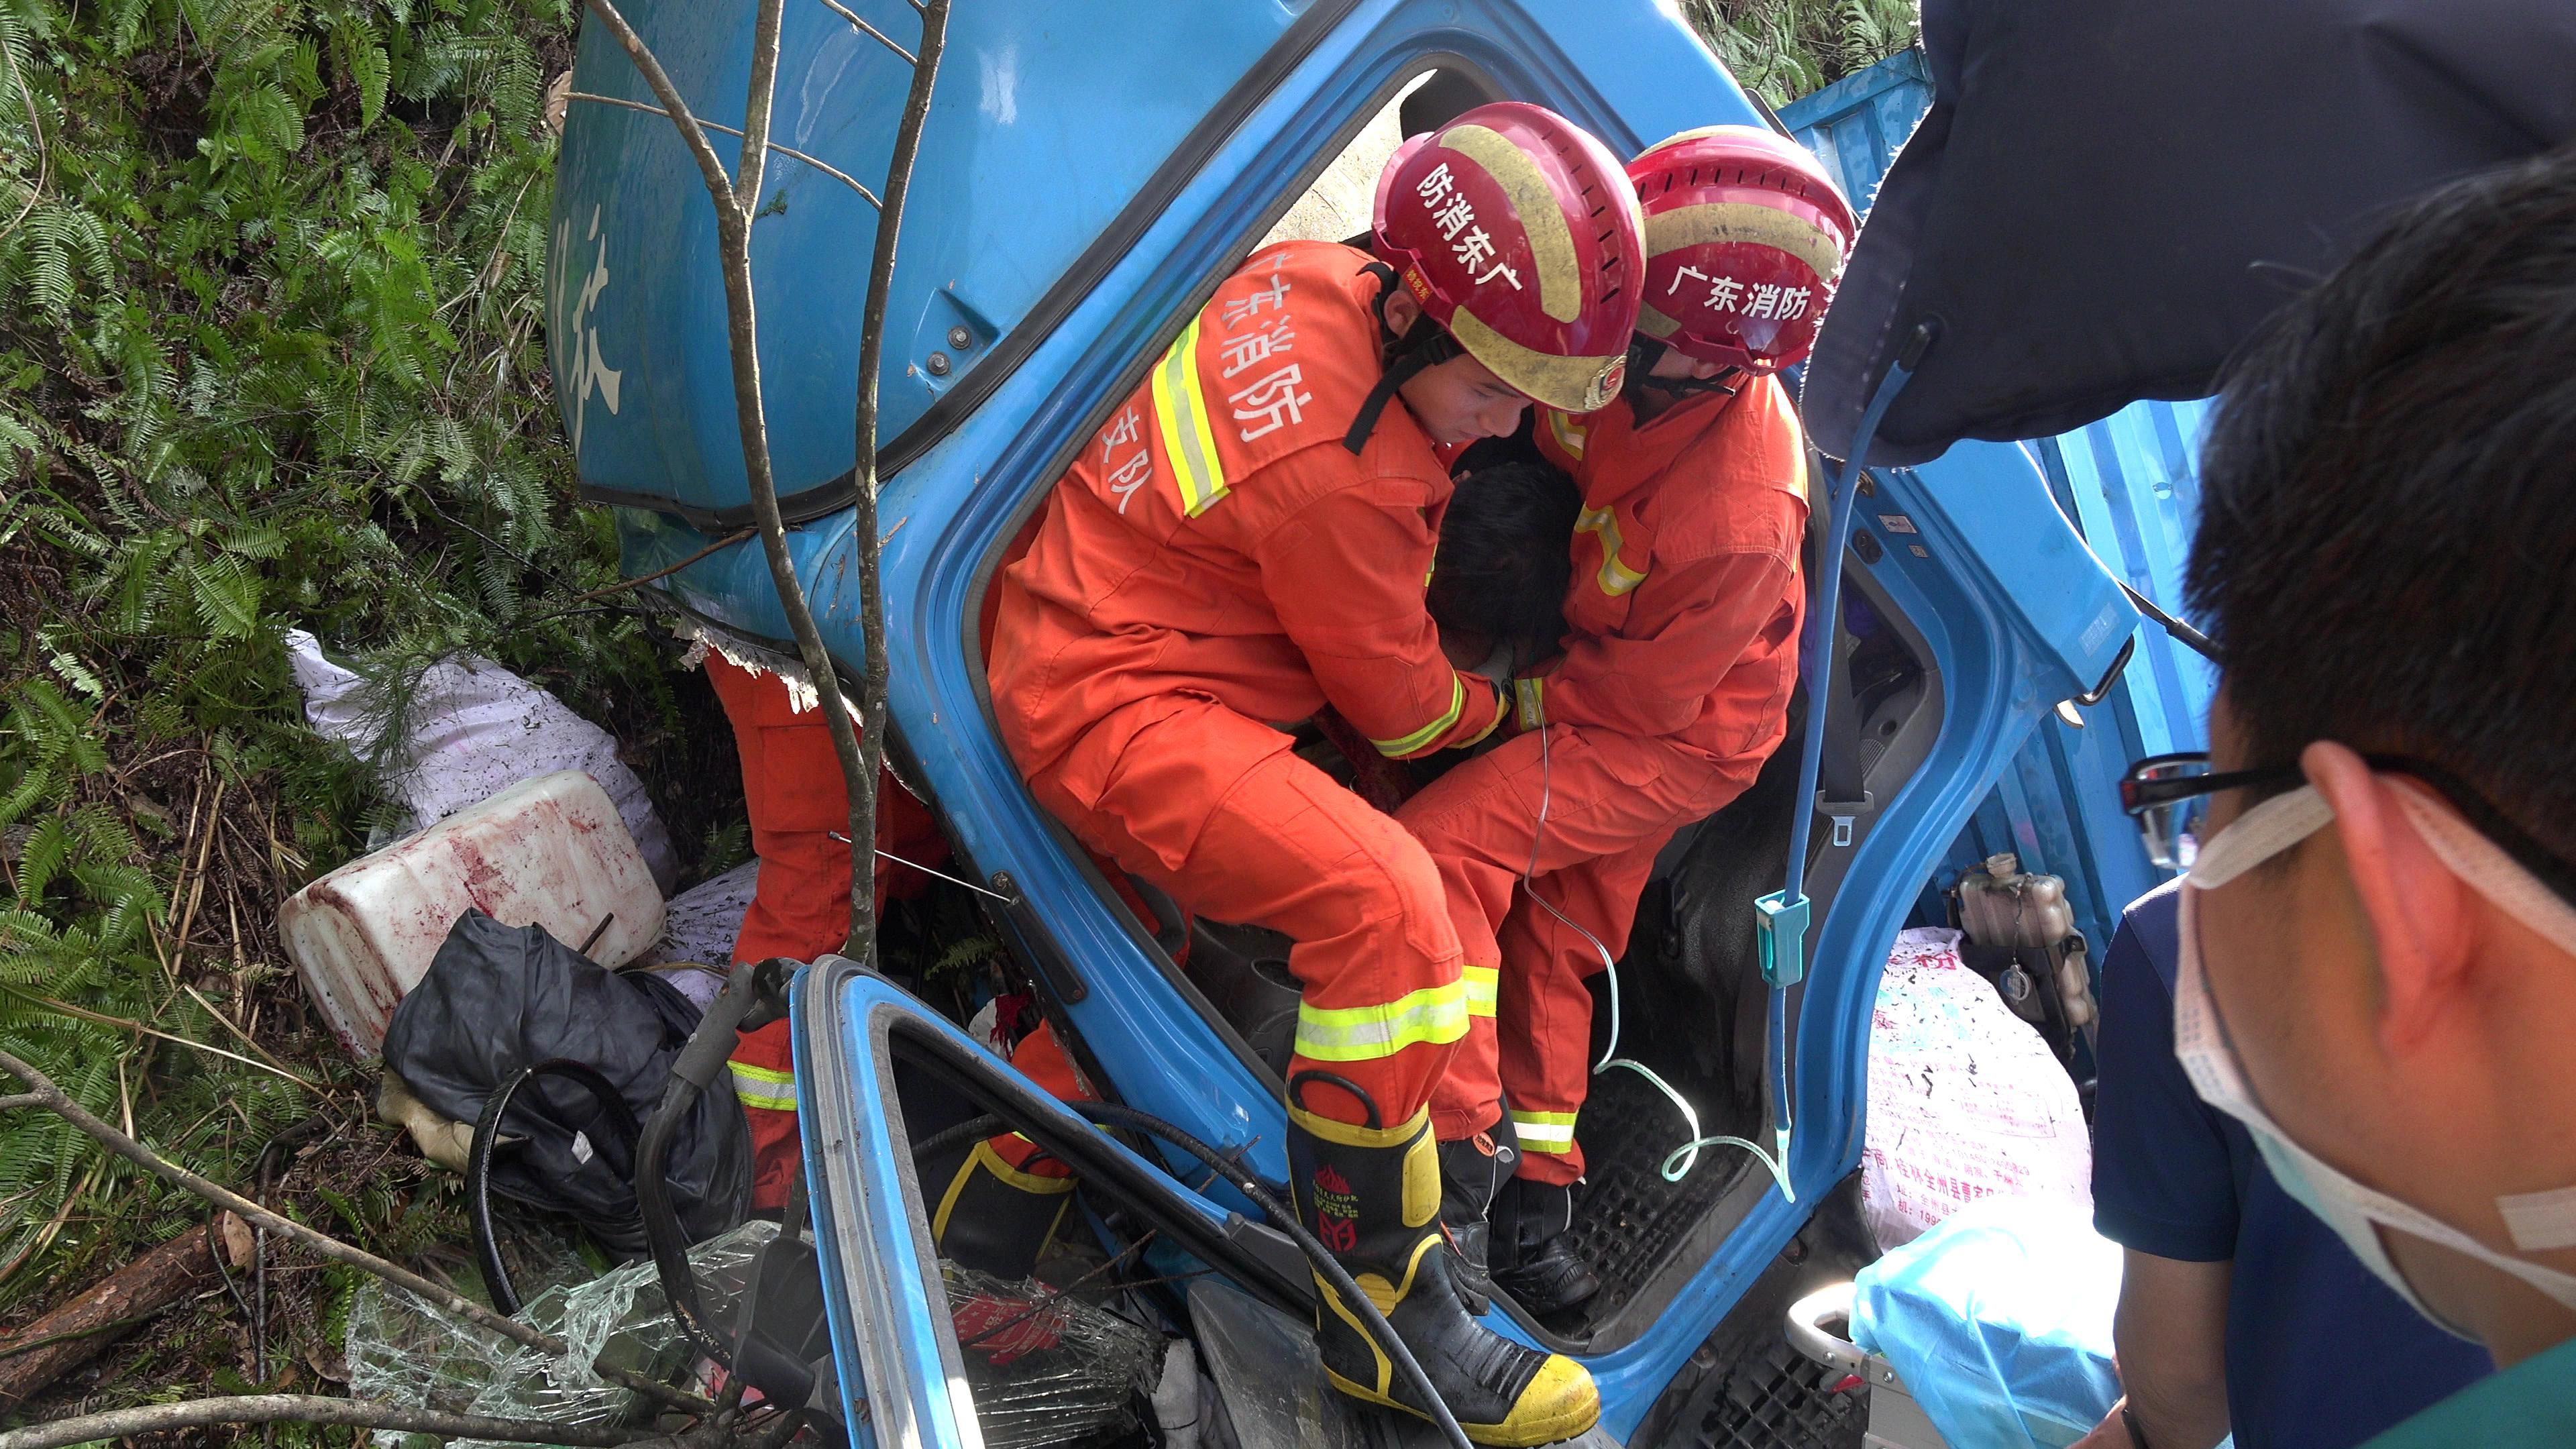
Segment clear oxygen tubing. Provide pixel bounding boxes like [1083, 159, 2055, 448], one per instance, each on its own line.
[1515, 689, 1793, 1197]
[1538, 352, 1920, 1196]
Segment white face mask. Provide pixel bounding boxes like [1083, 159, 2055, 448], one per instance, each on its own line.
[2171, 780, 2576, 1336]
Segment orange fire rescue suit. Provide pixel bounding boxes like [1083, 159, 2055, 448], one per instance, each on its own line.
[704, 652, 950, 1210]
[987, 240, 1508, 1128]
[1405, 378, 1809, 1183]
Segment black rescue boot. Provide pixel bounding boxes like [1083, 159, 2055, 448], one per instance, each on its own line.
[928, 1134, 1077, 1280]
[1289, 1100, 1599, 1446]
[1438, 1128, 1514, 1314]
[1490, 1177, 1601, 1317]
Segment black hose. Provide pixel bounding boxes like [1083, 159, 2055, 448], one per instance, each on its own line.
[637, 959, 794, 1368]
[908, 1113, 1006, 1165]
[468, 1059, 641, 1316]
[906, 1099, 1473, 1449]
[1062, 1101, 1475, 1449]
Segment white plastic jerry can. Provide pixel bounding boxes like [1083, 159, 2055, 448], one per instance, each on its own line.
[278, 771, 667, 1054]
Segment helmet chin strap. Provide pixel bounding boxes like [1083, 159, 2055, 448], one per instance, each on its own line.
[1344, 262, 1464, 454]
[1622, 336, 1741, 406]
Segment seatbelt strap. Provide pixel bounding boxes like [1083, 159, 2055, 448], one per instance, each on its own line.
[1812, 451, 1872, 851]
[1758, 321, 1931, 988]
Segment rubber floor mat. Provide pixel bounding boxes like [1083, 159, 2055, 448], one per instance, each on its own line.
[1558, 1067, 1758, 1320]
[1675, 1338, 1870, 1449]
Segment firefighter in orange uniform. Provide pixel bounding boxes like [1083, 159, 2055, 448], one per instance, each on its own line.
[988, 104, 1642, 1446]
[705, 619, 1093, 1278]
[1401, 127, 1858, 1316]
[702, 652, 949, 1212]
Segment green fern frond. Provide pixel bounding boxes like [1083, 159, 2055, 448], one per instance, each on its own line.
[0, 769, 49, 832]
[42, 644, 106, 704]
[186, 551, 262, 639]
[11, 818, 70, 904]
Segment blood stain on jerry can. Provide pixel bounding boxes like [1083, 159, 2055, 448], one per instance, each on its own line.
[277, 770, 665, 1054]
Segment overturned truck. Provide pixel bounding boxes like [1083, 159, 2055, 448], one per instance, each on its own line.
[539, 1, 2240, 1444]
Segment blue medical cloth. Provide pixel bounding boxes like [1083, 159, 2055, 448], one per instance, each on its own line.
[1850, 1195, 2123, 1448]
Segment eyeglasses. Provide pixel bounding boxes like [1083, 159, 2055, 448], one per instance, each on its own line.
[2119, 751, 2576, 904]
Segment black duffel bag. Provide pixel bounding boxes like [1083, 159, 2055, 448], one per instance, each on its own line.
[382, 910, 751, 1256]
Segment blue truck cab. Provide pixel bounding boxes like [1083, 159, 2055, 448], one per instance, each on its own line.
[551, 3, 2212, 1442]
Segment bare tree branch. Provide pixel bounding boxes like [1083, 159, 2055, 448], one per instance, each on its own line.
[566, 93, 881, 206]
[582, 0, 952, 976]
[561, 526, 759, 605]
[0, 1050, 712, 1417]
[580, 0, 739, 206]
[735, 0, 788, 213]
[841, 0, 951, 957]
[677, 0, 893, 981]
[816, 0, 916, 64]
[0, 1395, 653, 1449]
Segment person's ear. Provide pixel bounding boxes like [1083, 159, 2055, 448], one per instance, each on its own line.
[2303, 741, 2474, 1051]
[1381, 288, 1422, 337]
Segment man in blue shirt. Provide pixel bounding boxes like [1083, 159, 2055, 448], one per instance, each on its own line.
[2079, 883, 2489, 1449]
[2114, 145, 2576, 1447]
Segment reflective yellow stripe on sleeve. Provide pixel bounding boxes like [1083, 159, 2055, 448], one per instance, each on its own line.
[1456, 682, 1508, 749]
[1461, 965, 1498, 1018]
[731, 1061, 798, 1113]
[1509, 1109, 1578, 1153]
[1369, 673, 1467, 758]
[1293, 980, 1470, 1063]
[1150, 316, 1230, 517]
[1547, 409, 1589, 460]
[1575, 504, 1648, 596]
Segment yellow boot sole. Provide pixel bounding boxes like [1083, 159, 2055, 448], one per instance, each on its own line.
[1323, 1352, 1603, 1447]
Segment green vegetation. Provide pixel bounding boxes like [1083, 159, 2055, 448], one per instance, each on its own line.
[0, 0, 735, 1419]
[1684, 0, 1922, 108]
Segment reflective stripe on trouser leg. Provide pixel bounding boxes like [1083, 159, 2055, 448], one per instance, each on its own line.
[1508, 1110, 1578, 1155]
[730, 1060, 798, 1112]
[729, 1018, 805, 1213]
[1431, 965, 1503, 1145]
[1293, 979, 1471, 1063]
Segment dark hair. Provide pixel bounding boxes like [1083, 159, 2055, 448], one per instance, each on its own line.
[1428, 460, 1579, 658]
[2188, 144, 2576, 859]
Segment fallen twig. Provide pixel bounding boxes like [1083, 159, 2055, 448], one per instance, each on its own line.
[0, 1393, 655, 1449]
[0, 1223, 214, 1402]
[1, 985, 322, 1093]
[0, 1050, 712, 1417]
[168, 773, 225, 959]
[176, 980, 321, 1090]
[0, 1162, 99, 1292]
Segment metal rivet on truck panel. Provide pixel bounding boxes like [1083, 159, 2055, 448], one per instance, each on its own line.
[926, 352, 951, 376]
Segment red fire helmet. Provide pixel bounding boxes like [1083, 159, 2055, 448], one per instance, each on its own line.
[1372, 102, 1646, 415]
[1627, 125, 1858, 372]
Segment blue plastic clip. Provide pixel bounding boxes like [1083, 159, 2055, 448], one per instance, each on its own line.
[1754, 890, 1809, 988]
